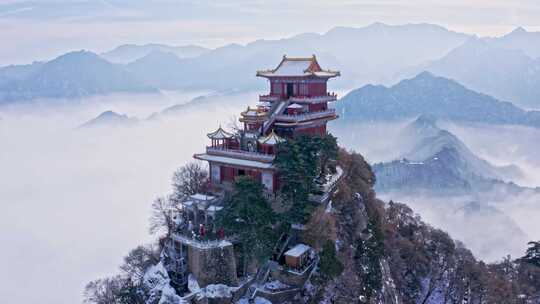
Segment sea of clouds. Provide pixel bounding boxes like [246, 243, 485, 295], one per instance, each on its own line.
[0, 91, 252, 304]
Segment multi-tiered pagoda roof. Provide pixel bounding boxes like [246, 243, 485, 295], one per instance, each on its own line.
[195, 55, 340, 193]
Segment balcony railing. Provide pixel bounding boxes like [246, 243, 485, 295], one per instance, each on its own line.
[275, 108, 336, 123]
[259, 95, 281, 102]
[206, 146, 275, 163]
[289, 93, 337, 103]
[172, 233, 233, 249]
[260, 93, 337, 103]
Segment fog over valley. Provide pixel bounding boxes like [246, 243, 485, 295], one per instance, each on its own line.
[2, 8, 540, 302]
[2, 89, 539, 303]
[0, 91, 254, 303]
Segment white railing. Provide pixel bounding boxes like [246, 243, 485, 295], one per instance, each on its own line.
[172, 233, 232, 249]
[275, 108, 336, 123]
[206, 146, 275, 162]
[289, 94, 337, 103]
[259, 95, 281, 102]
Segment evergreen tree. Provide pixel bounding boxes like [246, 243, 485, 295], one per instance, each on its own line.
[274, 133, 338, 224]
[319, 240, 344, 279]
[216, 177, 278, 274]
[521, 241, 540, 267]
[355, 200, 385, 301]
[318, 133, 339, 179]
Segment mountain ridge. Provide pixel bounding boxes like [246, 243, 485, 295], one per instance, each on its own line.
[0, 50, 156, 103]
[373, 115, 533, 195]
[337, 72, 540, 127]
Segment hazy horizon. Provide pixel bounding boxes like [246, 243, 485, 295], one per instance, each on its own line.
[1, 0, 540, 65]
[1, 2, 540, 303]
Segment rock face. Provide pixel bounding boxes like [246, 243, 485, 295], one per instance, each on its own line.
[187, 244, 238, 288]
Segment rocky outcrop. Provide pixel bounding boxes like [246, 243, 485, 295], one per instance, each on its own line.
[188, 244, 238, 288]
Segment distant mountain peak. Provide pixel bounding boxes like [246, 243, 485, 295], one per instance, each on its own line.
[510, 26, 528, 35]
[415, 70, 437, 79]
[79, 110, 138, 128]
[408, 114, 439, 134]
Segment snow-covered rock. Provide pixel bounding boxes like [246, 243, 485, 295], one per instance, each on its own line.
[202, 283, 233, 299]
[187, 274, 201, 293]
[143, 262, 184, 304]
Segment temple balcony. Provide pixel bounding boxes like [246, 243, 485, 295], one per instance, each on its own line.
[289, 93, 337, 104]
[275, 108, 336, 123]
[172, 233, 233, 249]
[206, 146, 275, 163]
[259, 94, 281, 102]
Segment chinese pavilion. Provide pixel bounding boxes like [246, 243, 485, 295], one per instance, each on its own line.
[194, 55, 340, 192]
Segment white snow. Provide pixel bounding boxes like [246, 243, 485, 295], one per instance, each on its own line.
[273, 59, 312, 76]
[237, 297, 272, 304]
[187, 274, 201, 293]
[143, 262, 185, 304]
[287, 103, 304, 109]
[190, 193, 216, 201]
[143, 262, 170, 289]
[158, 285, 186, 304]
[263, 280, 290, 291]
[172, 233, 232, 249]
[284, 243, 311, 258]
[254, 297, 272, 304]
[194, 153, 274, 169]
[325, 200, 333, 213]
[203, 284, 234, 298]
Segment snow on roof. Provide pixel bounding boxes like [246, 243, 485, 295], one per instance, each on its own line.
[240, 107, 266, 119]
[258, 130, 284, 145]
[257, 55, 340, 78]
[284, 243, 311, 258]
[207, 126, 234, 139]
[190, 193, 215, 201]
[273, 58, 312, 76]
[207, 205, 223, 212]
[287, 103, 303, 109]
[257, 102, 271, 108]
[194, 153, 274, 169]
[181, 200, 194, 207]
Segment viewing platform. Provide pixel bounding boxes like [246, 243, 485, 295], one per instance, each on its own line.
[259, 93, 338, 104]
[289, 93, 337, 104]
[259, 94, 281, 102]
[206, 146, 275, 163]
[275, 108, 337, 124]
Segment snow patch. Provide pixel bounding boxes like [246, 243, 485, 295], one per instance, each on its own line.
[203, 284, 234, 298]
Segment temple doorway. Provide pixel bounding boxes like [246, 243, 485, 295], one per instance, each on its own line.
[286, 83, 294, 98]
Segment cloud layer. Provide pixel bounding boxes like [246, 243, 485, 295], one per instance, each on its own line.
[1, 0, 540, 64]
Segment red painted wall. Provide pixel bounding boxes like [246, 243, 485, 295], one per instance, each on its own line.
[308, 103, 327, 112]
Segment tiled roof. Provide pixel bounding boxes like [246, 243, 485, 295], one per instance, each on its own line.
[257, 55, 340, 78]
[207, 126, 234, 139]
[258, 130, 285, 145]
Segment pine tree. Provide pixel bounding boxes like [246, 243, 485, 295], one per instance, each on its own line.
[274, 133, 338, 224]
[319, 240, 344, 279]
[216, 177, 278, 274]
[355, 200, 385, 301]
[521, 241, 540, 267]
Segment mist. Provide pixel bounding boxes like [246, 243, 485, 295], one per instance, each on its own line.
[0, 91, 252, 304]
[331, 120, 540, 263]
[2, 96, 540, 302]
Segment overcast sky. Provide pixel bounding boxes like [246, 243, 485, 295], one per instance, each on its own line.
[0, 0, 539, 64]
